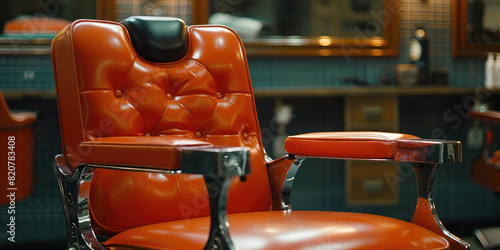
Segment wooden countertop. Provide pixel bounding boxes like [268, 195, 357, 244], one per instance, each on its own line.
[253, 86, 493, 97]
[2, 86, 496, 99]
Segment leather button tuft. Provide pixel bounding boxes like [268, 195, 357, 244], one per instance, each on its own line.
[242, 132, 249, 140]
[114, 90, 123, 98]
[195, 131, 202, 138]
[144, 132, 151, 136]
[166, 93, 173, 100]
[216, 92, 223, 99]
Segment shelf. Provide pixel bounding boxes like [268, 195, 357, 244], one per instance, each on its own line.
[253, 86, 493, 98]
[2, 86, 496, 99]
[0, 36, 53, 56]
[2, 91, 56, 99]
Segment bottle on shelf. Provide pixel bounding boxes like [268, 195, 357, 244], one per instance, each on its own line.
[495, 53, 500, 87]
[409, 24, 429, 85]
[485, 52, 495, 89]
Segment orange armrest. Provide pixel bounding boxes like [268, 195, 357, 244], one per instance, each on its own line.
[284, 132, 461, 163]
[76, 136, 213, 170]
[74, 136, 250, 176]
[469, 110, 500, 124]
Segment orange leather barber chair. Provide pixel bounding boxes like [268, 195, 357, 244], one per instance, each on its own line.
[469, 110, 500, 249]
[470, 110, 500, 194]
[0, 91, 36, 204]
[51, 16, 470, 249]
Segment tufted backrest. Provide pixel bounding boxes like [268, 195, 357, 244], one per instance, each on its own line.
[52, 17, 272, 236]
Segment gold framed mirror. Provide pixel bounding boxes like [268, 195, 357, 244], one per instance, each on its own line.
[452, 0, 500, 57]
[192, 0, 400, 57]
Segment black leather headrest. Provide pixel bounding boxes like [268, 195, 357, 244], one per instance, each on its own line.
[121, 16, 189, 63]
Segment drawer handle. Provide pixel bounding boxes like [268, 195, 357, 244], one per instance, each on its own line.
[362, 179, 384, 194]
[363, 106, 382, 120]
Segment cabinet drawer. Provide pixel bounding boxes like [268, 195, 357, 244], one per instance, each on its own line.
[345, 96, 398, 131]
[346, 161, 399, 205]
[344, 96, 400, 204]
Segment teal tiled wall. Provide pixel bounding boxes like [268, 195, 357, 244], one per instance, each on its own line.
[0, 0, 498, 247]
[0, 57, 54, 91]
[0, 99, 65, 247]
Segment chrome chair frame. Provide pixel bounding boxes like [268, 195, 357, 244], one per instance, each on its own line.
[269, 139, 469, 249]
[54, 147, 250, 250]
[55, 139, 469, 250]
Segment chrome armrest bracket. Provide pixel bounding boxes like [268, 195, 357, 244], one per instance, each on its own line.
[181, 147, 251, 250]
[397, 139, 469, 249]
[280, 156, 303, 211]
[54, 146, 249, 250]
[268, 139, 470, 249]
[266, 154, 303, 211]
[395, 139, 462, 164]
[53, 157, 104, 250]
[411, 162, 470, 249]
[54, 156, 182, 250]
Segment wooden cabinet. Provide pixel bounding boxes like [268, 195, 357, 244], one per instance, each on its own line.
[345, 96, 398, 132]
[345, 96, 399, 205]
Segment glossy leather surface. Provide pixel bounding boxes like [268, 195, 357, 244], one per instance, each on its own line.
[78, 136, 212, 169]
[121, 16, 189, 62]
[412, 197, 463, 250]
[0, 91, 36, 204]
[104, 211, 449, 250]
[52, 20, 272, 235]
[285, 132, 419, 159]
[52, 18, 454, 249]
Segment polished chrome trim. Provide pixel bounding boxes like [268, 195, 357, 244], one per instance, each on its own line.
[77, 167, 104, 250]
[397, 139, 462, 164]
[53, 157, 104, 250]
[55, 146, 250, 250]
[181, 147, 250, 177]
[263, 149, 274, 163]
[281, 157, 303, 211]
[413, 163, 470, 249]
[179, 147, 250, 249]
[86, 163, 181, 174]
[203, 175, 237, 250]
[292, 155, 393, 162]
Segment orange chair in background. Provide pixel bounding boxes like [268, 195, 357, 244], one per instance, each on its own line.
[0, 91, 36, 204]
[4, 16, 70, 34]
[470, 110, 500, 194]
[51, 17, 469, 249]
[469, 110, 500, 249]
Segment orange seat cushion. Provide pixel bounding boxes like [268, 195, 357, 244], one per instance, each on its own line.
[285, 132, 420, 160]
[104, 211, 449, 249]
